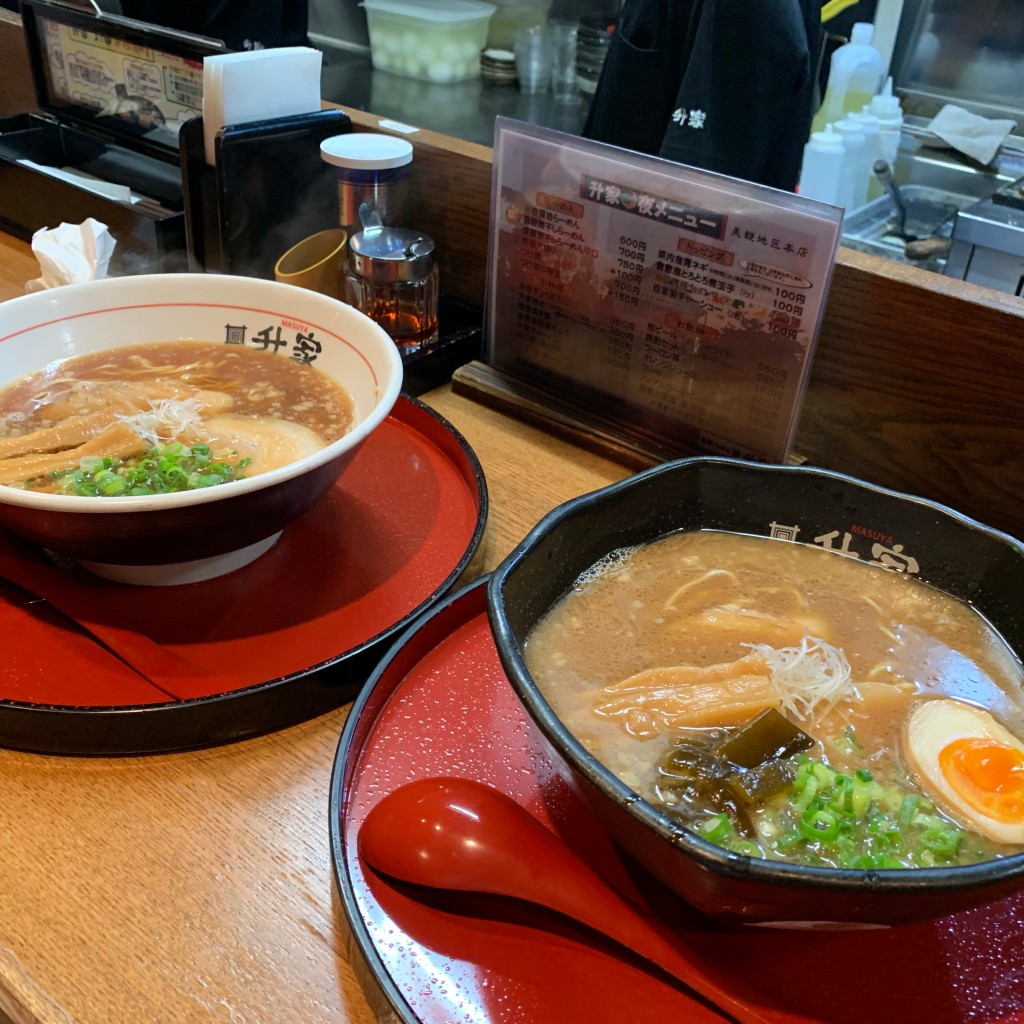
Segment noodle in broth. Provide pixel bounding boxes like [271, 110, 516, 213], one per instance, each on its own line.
[524, 531, 1024, 868]
[0, 341, 354, 495]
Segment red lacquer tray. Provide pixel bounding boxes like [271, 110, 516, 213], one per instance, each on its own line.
[330, 579, 1024, 1024]
[0, 395, 486, 755]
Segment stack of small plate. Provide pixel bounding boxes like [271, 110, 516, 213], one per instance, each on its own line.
[480, 48, 517, 84]
[575, 13, 615, 94]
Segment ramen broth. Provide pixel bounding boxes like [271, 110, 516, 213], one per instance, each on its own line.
[523, 530, 1024, 867]
[0, 341, 354, 494]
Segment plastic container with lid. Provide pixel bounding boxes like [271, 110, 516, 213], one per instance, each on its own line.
[361, 0, 496, 83]
[321, 133, 414, 239]
[811, 23, 885, 135]
[798, 126, 845, 205]
[345, 227, 440, 353]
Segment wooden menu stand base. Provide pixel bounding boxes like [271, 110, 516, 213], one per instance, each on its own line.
[451, 361, 805, 471]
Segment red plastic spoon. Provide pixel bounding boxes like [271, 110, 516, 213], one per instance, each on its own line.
[358, 776, 775, 1024]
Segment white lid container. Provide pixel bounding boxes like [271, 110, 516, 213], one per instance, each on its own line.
[363, 0, 496, 22]
[321, 133, 414, 235]
[361, 0, 497, 83]
[320, 133, 414, 170]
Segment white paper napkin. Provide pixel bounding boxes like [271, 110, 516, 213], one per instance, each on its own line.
[25, 219, 116, 292]
[927, 104, 1017, 166]
[16, 160, 140, 205]
[202, 47, 323, 165]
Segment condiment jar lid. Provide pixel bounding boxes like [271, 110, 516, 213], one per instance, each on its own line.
[321, 133, 414, 170]
[348, 227, 435, 282]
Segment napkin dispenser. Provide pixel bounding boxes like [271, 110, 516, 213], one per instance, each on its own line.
[179, 107, 351, 278]
[0, 0, 223, 274]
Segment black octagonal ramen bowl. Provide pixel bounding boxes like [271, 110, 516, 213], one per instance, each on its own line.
[487, 457, 1024, 927]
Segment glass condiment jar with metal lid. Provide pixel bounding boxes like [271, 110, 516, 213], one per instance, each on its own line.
[345, 227, 439, 354]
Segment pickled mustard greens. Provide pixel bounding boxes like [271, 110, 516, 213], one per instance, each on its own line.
[50, 442, 252, 496]
[659, 720, 994, 867]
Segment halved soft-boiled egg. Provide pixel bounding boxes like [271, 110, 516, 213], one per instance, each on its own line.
[905, 699, 1024, 845]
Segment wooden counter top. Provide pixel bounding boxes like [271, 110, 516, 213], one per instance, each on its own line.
[0, 232, 632, 1024]
[0, 86, 1022, 1015]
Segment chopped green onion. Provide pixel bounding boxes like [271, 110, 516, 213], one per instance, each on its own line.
[54, 440, 252, 498]
[920, 828, 962, 857]
[799, 808, 842, 842]
[700, 813, 733, 845]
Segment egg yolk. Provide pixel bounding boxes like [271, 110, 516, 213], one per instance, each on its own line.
[939, 737, 1024, 823]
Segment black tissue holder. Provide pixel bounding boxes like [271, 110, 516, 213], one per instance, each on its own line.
[178, 109, 351, 278]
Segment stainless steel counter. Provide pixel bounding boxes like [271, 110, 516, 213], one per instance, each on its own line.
[320, 46, 590, 145]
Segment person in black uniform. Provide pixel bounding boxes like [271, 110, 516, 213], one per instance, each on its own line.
[582, 0, 823, 192]
[115, 0, 308, 51]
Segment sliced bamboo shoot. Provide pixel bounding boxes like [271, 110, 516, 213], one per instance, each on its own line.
[0, 410, 117, 460]
[0, 422, 145, 484]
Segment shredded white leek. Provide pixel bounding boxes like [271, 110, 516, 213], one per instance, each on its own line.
[741, 635, 853, 726]
[115, 397, 206, 446]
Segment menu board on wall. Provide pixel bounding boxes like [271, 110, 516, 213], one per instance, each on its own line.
[485, 118, 843, 464]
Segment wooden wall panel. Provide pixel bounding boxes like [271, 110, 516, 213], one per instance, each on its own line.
[797, 250, 1024, 539]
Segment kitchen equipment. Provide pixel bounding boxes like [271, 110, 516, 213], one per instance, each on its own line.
[872, 158, 957, 242]
[514, 25, 554, 93]
[480, 48, 518, 83]
[944, 178, 1024, 296]
[811, 22, 884, 134]
[358, 776, 770, 1024]
[550, 21, 580, 103]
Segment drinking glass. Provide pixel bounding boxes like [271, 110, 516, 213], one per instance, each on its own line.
[549, 21, 578, 102]
[514, 26, 553, 94]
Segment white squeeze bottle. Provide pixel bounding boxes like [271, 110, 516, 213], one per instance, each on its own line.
[811, 23, 885, 135]
[848, 110, 881, 205]
[865, 78, 904, 199]
[866, 77, 903, 168]
[798, 125, 845, 205]
[833, 118, 868, 211]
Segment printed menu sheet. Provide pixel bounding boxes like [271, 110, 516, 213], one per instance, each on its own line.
[36, 13, 203, 148]
[485, 118, 843, 463]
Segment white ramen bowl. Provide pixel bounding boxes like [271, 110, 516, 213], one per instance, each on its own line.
[0, 273, 403, 585]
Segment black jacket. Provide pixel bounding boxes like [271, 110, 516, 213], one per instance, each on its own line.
[583, 0, 822, 192]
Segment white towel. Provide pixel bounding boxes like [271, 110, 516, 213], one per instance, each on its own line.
[927, 104, 1017, 166]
